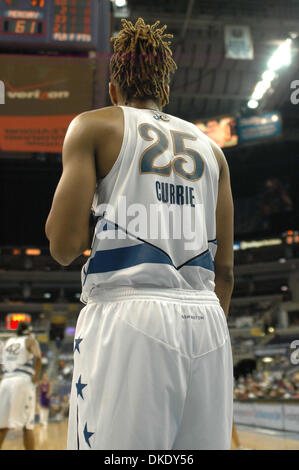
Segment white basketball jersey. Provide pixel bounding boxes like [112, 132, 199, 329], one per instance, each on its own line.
[2, 336, 34, 378]
[81, 106, 219, 304]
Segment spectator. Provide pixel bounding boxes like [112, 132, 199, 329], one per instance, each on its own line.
[38, 372, 52, 427]
[50, 394, 62, 422]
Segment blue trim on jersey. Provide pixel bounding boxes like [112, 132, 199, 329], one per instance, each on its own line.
[99, 221, 119, 232]
[184, 250, 215, 271]
[14, 368, 33, 376]
[4, 368, 33, 376]
[86, 243, 172, 274]
[85, 243, 215, 275]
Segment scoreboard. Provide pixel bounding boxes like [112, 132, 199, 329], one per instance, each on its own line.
[0, 0, 99, 49]
[6, 313, 32, 330]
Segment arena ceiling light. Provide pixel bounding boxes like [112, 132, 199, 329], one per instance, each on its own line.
[262, 357, 273, 363]
[251, 79, 272, 100]
[114, 0, 127, 7]
[267, 38, 292, 72]
[247, 38, 293, 109]
[247, 99, 259, 109]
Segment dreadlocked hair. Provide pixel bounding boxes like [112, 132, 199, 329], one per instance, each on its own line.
[110, 18, 177, 107]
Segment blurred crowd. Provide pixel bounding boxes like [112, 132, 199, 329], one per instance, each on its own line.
[234, 371, 299, 400]
[47, 394, 70, 422]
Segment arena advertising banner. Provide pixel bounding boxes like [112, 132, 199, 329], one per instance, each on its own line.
[283, 404, 299, 432]
[194, 116, 238, 148]
[254, 345, 289, 357]
[194, 111, 282, 148]
[234, 402, 299, 432]
[237, 112, 282, 143]
[0, 54, 93, 153]
[254, 403, 284, 430]
[224, 25, 254, 60]
[233, 402, 255, 425]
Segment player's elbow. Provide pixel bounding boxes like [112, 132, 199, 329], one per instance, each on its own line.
[49, 240, 76, 266]
[215, 264, 234, 285]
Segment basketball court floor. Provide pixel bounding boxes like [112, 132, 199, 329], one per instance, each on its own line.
[1, 420, 299, 450]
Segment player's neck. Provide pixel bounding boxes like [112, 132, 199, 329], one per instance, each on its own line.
[125, 99, 162, 112]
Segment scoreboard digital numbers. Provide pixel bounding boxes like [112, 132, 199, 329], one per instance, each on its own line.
[0, 0, 99, 49]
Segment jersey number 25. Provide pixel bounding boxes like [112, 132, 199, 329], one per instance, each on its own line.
[138, 123, 204, 182]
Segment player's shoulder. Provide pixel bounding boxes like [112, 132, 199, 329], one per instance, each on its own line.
[203, 135, 227, 173]
[74, 106, 123, 127]
[68, 107, 123, 141]
[25, 335, 36, 348]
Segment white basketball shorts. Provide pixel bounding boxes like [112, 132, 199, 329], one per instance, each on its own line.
[67, 287, 233, 450]
[0, 374, 36, 430]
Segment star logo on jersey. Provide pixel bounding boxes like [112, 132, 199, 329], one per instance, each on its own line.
[83, 423, 94, 448]
[74, 336, 83, 353]
[76, 375, 87, 400]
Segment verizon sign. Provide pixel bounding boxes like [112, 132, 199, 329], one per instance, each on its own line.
[0, 54, 93, 152]
[7, 90, 70, 100]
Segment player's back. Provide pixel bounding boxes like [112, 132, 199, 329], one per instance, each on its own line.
[2, 336, 34, 378]
[81, 106, 219, 304]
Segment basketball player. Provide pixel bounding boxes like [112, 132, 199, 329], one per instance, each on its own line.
[0, 322, 42, 450]
[45, 18, 234, 450]
[38, 372, 52, 427]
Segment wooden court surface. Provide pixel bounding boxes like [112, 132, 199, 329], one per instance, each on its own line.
[1, 420, 68, 450]
[2, 420, 299, 450]
[231, 426, 299, 450]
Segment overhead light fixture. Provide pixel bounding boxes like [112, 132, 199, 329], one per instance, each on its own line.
[262, 357, 273, 363]
[251, 80, 272, 100]
[267, 38, 292, 72]
[247, 37, 292, 108]
[280, 286, 288, 292]
[115, 0, 127, 7]
[262, 70, 276, 82]
[247, 99, 259, 109]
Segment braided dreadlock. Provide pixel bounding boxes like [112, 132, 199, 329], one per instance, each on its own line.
[110, 18, 177, 107]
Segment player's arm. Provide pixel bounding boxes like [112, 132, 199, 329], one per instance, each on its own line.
[45, 113, 97, 266]
[26, 337, 42, 385]
[211, 142, 234, 317]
